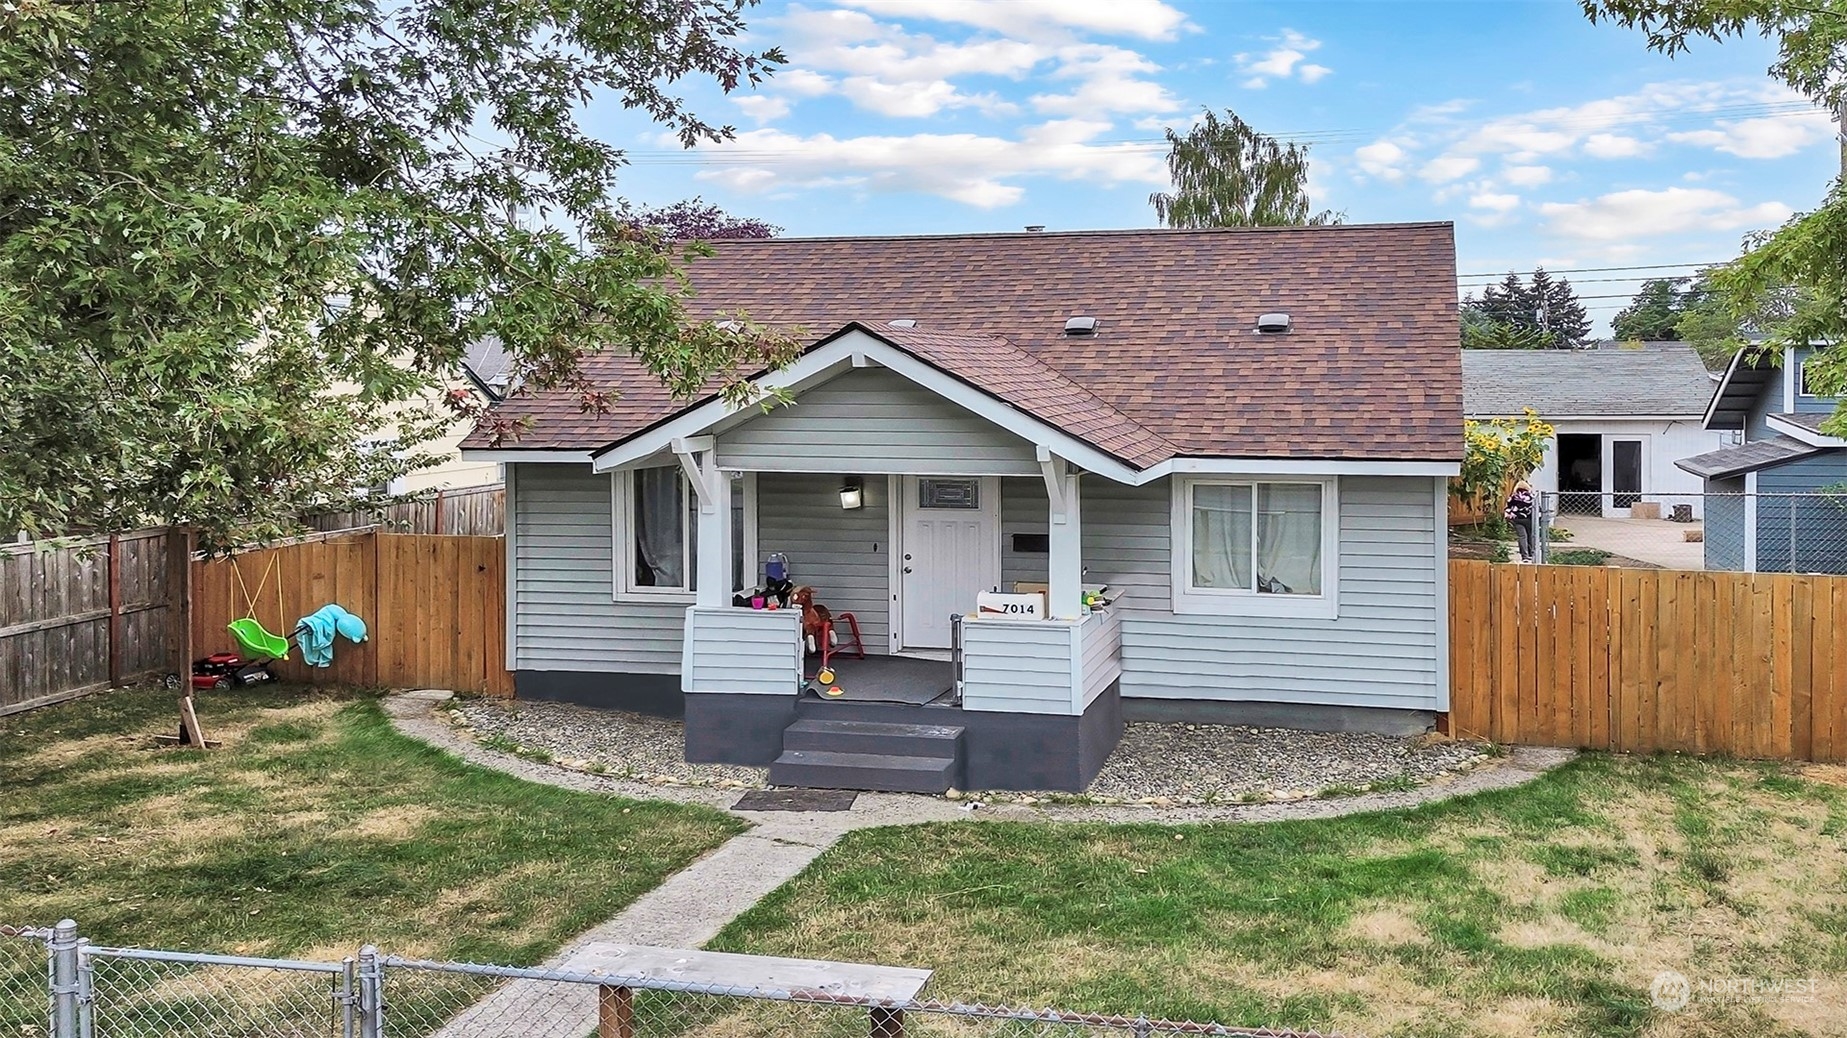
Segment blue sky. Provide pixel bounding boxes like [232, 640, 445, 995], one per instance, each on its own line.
[586, 0, 1841, 333]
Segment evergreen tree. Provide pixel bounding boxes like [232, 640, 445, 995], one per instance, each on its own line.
[1612, 278, 1690, 340]
[1536, 270, 1592, 348]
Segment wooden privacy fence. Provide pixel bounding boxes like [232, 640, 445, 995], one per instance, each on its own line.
[2, 530, 185, 716]
[1448, 560, 1847, 762]
[190, 531, 512, 695]
[304, 483, 504, 537]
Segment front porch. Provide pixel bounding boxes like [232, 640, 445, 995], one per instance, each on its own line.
[663, 449, 1124, 792]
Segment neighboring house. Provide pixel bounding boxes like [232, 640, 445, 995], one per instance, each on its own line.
[1461, 344, 1723, 518]
[1677, 346, 1847, 573]
[461, 225, 1463, 793]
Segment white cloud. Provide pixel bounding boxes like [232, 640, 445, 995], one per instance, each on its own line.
[1353, 140, 1408, 182]
[1581, 132, 1650, 159]
[733, 95, 792, 123]
[683, 120, 1170, 209]
[1233, 29, 1331, 88]
[1501, 164, 1553, 187]
[1667, 109, 1835, 158]
[1469, 191, 1521, 212]
[766, 5, 1179, 120]
[1539, 187, 1793, 241]
[775, 69, 837, 97]
[1419, 154, 1480, 183]
[832, 0, 1194, 41]
[1030, 44, 1180, 115]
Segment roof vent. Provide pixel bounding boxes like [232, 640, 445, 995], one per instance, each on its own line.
[1064, 315, 1099, 337]
[1256, 312, 1292, 334]
[1024, 225, 1046, 232]
[887, 318, 919, 328]
[715, 319, 745, 333]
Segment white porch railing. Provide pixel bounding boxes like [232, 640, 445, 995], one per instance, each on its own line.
[681, 606, 802, 694]
[958, 607, 1122, 716]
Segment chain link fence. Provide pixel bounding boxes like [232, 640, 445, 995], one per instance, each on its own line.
[2, 925, 50, 1038]
[1457, 491, 1847, 573]
[2, 924, 1337, 1038]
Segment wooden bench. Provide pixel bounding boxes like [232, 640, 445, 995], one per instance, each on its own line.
[568, 943, 933, 1038]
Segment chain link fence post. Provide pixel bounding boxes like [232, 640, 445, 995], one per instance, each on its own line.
[48, 921, 78, 1038]
[356, 945, 383, 1038]
[340, 956, 358, 1038]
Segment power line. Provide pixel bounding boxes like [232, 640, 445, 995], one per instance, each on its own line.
[1459, 272, 1709, 288]
[1456, 260, 1728, 277]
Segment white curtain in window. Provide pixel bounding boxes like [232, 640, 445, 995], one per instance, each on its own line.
[1192, 484, 1253, 589]
[633, 468, 685, 588]
[1256, 484, 1322, 595]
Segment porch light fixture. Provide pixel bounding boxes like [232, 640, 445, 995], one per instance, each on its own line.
[839, 477, 864, 510]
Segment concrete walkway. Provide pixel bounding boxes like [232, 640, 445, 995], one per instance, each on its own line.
[386, 689, 1573, 1038]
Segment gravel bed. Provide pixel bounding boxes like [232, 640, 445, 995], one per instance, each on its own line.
[1072, 722, 1488, 805]
[452, 699, 768, 789]
[451, 699, 1487, 803]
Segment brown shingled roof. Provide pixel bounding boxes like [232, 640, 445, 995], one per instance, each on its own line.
[469, 223, 1463, 463]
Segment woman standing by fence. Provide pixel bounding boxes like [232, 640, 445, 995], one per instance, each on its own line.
[1504, 479, 1537, 563]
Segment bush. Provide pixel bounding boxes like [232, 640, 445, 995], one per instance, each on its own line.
[1549, 548, 1612, 567]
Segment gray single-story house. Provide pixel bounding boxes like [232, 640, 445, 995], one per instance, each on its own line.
[461, 224, 1464, 792]
[1678, 345, 1847, 573]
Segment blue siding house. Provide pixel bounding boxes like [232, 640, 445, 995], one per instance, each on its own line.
[1677, 347, 1847, 573]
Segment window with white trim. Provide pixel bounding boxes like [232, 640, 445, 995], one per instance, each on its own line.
[1171, 477, 1339, 618]
[613, 468, 753, 602]
[1798, 355, 1827, 398]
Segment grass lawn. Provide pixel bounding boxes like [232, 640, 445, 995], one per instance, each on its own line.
[0, 685, 742, 964]
[712, 755, 1847, 1038]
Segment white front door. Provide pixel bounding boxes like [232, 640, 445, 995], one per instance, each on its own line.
[900, 476, 1001, 650]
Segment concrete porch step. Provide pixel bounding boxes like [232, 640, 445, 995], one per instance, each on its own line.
[768, 749, 958, 794]
[781, 717, 965, 758]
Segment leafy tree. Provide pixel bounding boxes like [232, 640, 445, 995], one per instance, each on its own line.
[1584, 0, 1847, 426]
[1675, 258, 1820, 369]
[0, 0, 794, 549]
[1612, 278, 1692, 341]
[618, 198, 781, 241]
[1149, 109, 1342, 228]
[1460, 269, 1592, 349]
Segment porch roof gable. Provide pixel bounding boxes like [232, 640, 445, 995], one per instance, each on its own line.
[588, 324, 1157, 482]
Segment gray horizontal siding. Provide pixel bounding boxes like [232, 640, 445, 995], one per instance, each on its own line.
[716, 368, 1041, 475]
[960, 620, 1076, 715]
[511, 464, 684, 674]
[1001, 477, 1049, 590]
[684, 607, 801, 694]
[755, 472, 890, 653]
[1078, 608, 1122, 708]
[1081, 474, 1441, 712]
[1702, 476, 1746, 572]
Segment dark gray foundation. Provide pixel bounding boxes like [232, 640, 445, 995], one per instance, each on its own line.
[685, 685, 1123, 792]
[1122, 697, 1434, 736]
[514, 670, 684, 718]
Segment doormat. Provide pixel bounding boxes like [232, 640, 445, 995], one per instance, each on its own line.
[733, 788, 858, 812]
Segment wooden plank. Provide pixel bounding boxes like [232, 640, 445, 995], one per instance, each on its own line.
[1794, 576, 1816, 760]
[1826, 581, 1847, 762]
[1711, 572, 1736, 758]
[1493, 565, 1518, 745]
[1584, 566, 1609, 749]
[1540, 565, 1568, 746]
[565, 943, 933, 1003]
[1748, 575, 1776, 759]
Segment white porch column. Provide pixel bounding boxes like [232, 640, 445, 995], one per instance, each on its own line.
[1047, 471, 1083, 620]
[677, 439, 733, 608]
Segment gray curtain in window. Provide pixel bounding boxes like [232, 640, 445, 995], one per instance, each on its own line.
[633, 467, 684, 587]
[1192, 484, 1253, 589]
[1256, 484, 1322, 595]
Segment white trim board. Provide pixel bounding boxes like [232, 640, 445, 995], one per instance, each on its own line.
[1765, 413, 1847, 447]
